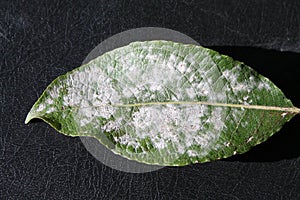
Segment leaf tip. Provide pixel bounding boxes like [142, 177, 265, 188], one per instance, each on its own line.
[25, 105, 38, 124]
[25, 111, 34, 124]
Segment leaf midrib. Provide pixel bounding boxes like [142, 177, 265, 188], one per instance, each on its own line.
[112, 101, 300, 114]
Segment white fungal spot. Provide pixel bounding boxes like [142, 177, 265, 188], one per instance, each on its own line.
[49, 86, 61, 99]
[177, 61, 187, 73]
[103, 119, 122, 132]
[281, 112, 287, 117]
[243, 96, 249, 101]
[36, 104, 45, 112]
[247, 136, 253, 143]
[203, 90, 209, 95]
[46, 107, 55, 114]
[46, 99, 54, 105]
[169, 54, 176, 62]
[258, 82, 271, 90]
[187, 150, 198, 157]
[118, 134, 140, 149]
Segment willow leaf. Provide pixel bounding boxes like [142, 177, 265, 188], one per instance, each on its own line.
[25, 41, 300, 166]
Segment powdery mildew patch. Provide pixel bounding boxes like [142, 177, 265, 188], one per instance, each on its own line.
[35, 84, 63, 115]
[111, 44, 231, 157]
[116, 104, 226, 157]
[60, 63, 121, 127]
[222, 65, 271, 104]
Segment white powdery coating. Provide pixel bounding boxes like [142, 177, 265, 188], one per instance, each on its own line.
[223, 66, 252, 93]
[187, 107, 226, 156]
[49, 84, 62, 99]
[120, 52, 182, 99]
[211, 107, 226, 131]
[187, 150, 198, 157]
[118, 134, 140, 149]
[62, 63, 121, 127]
[191, 82, 211, 97]
[222, 65, 270, 105]
[117, 104, 226, 156]
[36, 104, 45, 112]
[46, 99, 54, 105]
[34, 85, 62, 114]
[177, 61, 188, 73]
[45, 107, 55, 114]
[194, 51, 228, 103]
[118, 48, 228, 105]
[102, 118, 122, 132]
[223, 66, 271, 93]
[131, 105, 206, 152]
[35, 103, 57, 116]
[258, 82, 271, 90]
[186, 88, 196, 99]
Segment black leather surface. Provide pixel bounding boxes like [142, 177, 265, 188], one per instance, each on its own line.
[1, 0, 299, 199]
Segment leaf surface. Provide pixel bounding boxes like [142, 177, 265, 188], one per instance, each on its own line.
[25, 41, 300, 166]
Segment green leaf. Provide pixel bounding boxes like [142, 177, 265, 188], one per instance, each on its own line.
[25, 41, 300, 166]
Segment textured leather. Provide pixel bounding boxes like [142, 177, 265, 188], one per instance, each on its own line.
[1, 0, 299, 199]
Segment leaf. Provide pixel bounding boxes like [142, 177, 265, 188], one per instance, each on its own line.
[25, 41, 300, 166]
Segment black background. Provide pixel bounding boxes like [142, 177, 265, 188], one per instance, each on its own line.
[1, 0, 300, 199]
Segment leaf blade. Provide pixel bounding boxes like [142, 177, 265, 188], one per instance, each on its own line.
[26, 40, 298, 166]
